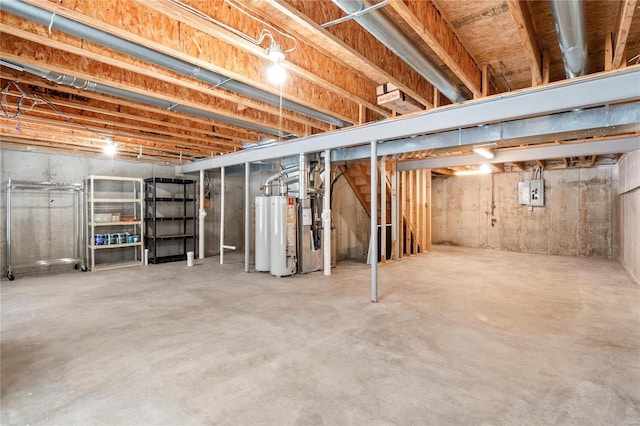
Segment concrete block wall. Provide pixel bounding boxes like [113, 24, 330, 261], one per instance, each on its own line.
[432, 167, 616, 258]
[1, 149, 176, 277]
[617, 150, 640, 284]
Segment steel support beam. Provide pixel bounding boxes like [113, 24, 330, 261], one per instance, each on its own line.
[332, 102, 640, 162]
[397, 135, 640, 170]
[179, 69, 640, 174]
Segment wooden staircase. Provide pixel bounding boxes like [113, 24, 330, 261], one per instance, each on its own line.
[340, 160, 431, 261]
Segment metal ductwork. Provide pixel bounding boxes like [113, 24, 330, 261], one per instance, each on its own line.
[1, 0, 352, 128]
[13, 61, 288, 137]
[549, 0, 588, 78]
[332, 0, 468, 103]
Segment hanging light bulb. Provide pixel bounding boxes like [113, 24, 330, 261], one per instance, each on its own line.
[266, 42, 286, 85]
[267, 62, 287, 85]
[103, 139, 117, 156]
[267, 43, 285, 62]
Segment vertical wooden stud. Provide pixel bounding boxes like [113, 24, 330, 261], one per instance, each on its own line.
[425, 170, 432, 252]
[390, 160, 397, 261]
[482, 64, 490, 97]
[399, 170, 409, 257]
[605, 32, 614, 71]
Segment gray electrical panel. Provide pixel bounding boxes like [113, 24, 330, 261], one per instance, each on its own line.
[518, 180, 544, 207]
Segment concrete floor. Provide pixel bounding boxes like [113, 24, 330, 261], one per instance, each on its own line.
[1, 245, 639, 425]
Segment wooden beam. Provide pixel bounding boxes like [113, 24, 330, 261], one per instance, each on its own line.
[388, 0, 482, 97]
[389, 160, 398, 260]
[0, 118, 211, 158]
[0, 12, 331, 133]
[416, 169, 422, 254]
[433, 87, 440, 108]
[542, 50, 550, 84]
[491, 163, 505, 173]
[359, 104, 367, 125]
[2, 100, 233, 151]
[536, 160, 546, 169]
[507, 0, 542, 86]
[0, 37, 310, 138]
[481, 64, 490, 97]
[411, 170, 418, 255]
[512, 161, 525, 171]
[144, 0, 388, 119]
[432, 168, 454, 176]
[425, 170, 432, 253]
[613, 0, 638, 69]
[605, 32, 614, 71]
[589, 155, 597, 167]
[3, 70, 260, 144]
[401, 170, 408, 257]
[13, 0, 360, 126]
[252, 0, 434, 107]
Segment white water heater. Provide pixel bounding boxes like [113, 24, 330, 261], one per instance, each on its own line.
[270, 195, 297, 277]
[254, 195, 270, 272]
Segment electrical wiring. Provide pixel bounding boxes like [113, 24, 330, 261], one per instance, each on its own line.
[224, 0, 297, 52]
[1, 81, 115, 144]
[165, 0, 297, 52]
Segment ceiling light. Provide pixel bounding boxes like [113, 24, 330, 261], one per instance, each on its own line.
[473, 147, 494, 159]
[454, 164, 492, 176]
[267, 62, 287, 85]
[267, 43, 285, 63]
[473, 143, 497, 159]
[103, 140, 117, 156]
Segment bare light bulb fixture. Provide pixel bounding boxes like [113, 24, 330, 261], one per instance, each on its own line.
[103, 139, 117, 156]
[454, 164, 492, 176]
[473, 143, 497, 159]
[266, 42, 286, 85]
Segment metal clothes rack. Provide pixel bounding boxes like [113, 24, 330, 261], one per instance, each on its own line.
[5, 179, 86, 281]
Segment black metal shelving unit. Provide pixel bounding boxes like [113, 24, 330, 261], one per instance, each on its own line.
[144, 177, 197, 264]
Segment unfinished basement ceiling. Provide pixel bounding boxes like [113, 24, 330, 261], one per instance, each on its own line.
[1, 0, 639, 168]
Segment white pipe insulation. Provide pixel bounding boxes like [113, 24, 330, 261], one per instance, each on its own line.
[323, 150, 331, 276]
[199, 169, 206, 259]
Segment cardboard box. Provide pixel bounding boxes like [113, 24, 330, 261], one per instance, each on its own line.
[377, 89, 423, 115]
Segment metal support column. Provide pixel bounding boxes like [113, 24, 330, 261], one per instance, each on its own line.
[370, 141, 378, 302]
[244, 162, 250, 272]
[323, 149, 331, 276]
[199, 169, 206, 259]
[380, 156, 386, 262]
[6, 180, 11, 278]
[220, 166, 225, 265]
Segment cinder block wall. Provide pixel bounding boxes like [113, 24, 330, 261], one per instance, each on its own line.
[431, 167, 616, 258]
